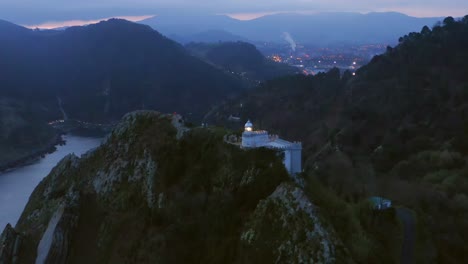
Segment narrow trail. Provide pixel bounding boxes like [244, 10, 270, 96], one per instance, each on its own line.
[396, 207, 416, 264]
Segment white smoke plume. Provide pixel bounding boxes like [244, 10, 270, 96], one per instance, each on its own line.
[282, 32, 296, 52]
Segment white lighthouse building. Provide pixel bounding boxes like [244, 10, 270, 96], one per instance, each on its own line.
[242, 120, 302, 174]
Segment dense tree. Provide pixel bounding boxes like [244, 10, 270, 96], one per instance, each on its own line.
[211, 16, 468, 263]
[186, 41, 297, 82]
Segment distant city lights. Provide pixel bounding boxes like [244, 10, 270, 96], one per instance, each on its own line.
[271, 55, 282, 63]
[262, 43, 386, 76]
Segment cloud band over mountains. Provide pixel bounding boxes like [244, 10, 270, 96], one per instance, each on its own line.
[1, 0, 467, 25]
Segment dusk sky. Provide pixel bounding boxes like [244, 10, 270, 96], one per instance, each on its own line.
[1, 0, 467, 28]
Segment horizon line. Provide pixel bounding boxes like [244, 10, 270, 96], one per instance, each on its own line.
[21, 10, 458, 30]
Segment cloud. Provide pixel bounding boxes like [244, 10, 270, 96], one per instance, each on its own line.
[24, 15, 154, 29]
[1, 0, 467, 24]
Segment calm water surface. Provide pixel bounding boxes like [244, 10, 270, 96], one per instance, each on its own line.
[0, 135, 102, 230]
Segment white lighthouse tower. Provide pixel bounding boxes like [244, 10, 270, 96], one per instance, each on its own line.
[241, 119, 302, 174]
[245, 120, 253, 132]
[242, 120, 269, 148]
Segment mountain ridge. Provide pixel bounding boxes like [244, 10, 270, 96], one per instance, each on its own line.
[0, 18, 245, 122]
[141, 12, 443, 45]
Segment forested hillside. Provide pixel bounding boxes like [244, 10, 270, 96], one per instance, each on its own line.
[209, 16, 468, 263]
[0, 19, 244, 122]
[186, 41, 297, 82]
[0, 98, 58, 169]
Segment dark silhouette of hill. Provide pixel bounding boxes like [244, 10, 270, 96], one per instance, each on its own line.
[168, 30, 248, 44]
[141, 13, 239, 37]
[0, 19, 30, 37]
[209, 16, 468, 263]
[0, 19, 244, 122]
[141, 12, 442, 45]
[186, 41, 298, 82]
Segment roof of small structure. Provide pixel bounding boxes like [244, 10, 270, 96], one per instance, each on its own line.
[266, 140, 292, 149]
[245, 120, 253, 128]
[368, 196, 391, 206]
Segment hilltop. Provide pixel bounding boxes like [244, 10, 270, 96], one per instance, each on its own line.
[0, 111, 354, 263]
[0, 19, 244, 122]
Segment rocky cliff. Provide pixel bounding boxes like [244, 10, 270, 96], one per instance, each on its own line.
[0, 111, 347, 264]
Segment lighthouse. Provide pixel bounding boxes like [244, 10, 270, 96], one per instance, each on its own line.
[241, 120, 302, 174]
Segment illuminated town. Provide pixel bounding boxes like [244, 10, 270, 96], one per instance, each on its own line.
[259, 42, 388, 75]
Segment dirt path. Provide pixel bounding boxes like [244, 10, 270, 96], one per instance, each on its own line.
[396, 207, 416, 264]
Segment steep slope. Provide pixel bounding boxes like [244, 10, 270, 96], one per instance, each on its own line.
[186, 41, 298, 82]
[0, 20, 60, 168]
[209, 16, 468, 263]
[0, 19, 30, 37]
[0, 19, 244, 122]
[0, 111, 348, 263]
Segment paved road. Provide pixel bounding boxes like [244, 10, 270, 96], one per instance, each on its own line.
[396, 207, 416, 264]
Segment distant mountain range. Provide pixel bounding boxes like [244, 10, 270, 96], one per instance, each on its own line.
[170, 30, 249, 44]
[141, 12, 443, 45]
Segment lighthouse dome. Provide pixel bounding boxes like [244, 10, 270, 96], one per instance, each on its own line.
[245, 120, 253, 131]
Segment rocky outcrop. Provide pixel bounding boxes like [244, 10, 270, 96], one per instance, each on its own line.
[240, 183, 346, 263]
[171, 114, 189, 140]
[0, 224, 22, 264]
[1, 111, 345, 263]
[92, 111, 168, 210]
[35, 191, 80, 264]
[4, 153, 83, 264]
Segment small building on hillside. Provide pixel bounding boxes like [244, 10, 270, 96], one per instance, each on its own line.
[241, 120, 302, 175]
[369, 196, 392, 210]
[228, 115, 241, 122]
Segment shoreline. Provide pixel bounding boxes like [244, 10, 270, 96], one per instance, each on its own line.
[0, 134, 65, 174]
[0, 120, 113, 174]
